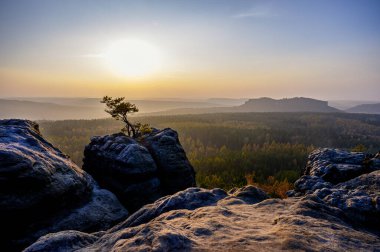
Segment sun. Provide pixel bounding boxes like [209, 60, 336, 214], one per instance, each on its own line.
[104, 39, 161, 77]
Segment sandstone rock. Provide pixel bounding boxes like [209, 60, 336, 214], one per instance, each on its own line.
[222, 185, 270, 205]
[6, 124, 380, 252]
[25, 186, 380, 252]
[0, 119, 128, 251]
[303, 148, 378, 184]
[289, 148, 380, 230]
[110, 187, 229, 231]
[83, 133, 161, 211]
[141, 128, 196, 194]
[83, 128, 196, 212]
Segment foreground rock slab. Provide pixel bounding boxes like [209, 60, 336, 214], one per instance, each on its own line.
[0, 120, 128, 251]
[25, 184, 380, 251]
[83, 128, 196, 212]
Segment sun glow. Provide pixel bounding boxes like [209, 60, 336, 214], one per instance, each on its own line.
[105, 39, 161, 77]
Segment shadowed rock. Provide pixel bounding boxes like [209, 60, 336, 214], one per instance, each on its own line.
[288, 148, 380, 229]
[141, 128, 196, 194]
[83, 133, 161, 212]
[303, 148, 378, 184]
[83, 128, 196, 212]
[25, 185, 380, 252]
[0, 119, 128, 251]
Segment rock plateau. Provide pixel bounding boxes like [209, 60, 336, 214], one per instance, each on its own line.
[1, 119, 379, 251]
[26, 149, 380, 251]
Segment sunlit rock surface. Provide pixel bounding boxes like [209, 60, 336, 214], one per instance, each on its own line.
[83, 128, 196, 212]
[26, 183, 380, 252]
[0, 120, 128, 251]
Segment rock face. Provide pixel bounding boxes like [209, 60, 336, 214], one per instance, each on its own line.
[26, 148, 380, 251]
[0, 120, 128, 251]
[288, 148, 380, 230]
[141, 128, 196, 195]
[83, 128, 196, 212]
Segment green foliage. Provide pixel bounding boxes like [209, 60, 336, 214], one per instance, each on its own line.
[134, 122, 153, 136]
[192, 142, 313, 190]
[38, 112, 380, 193]
[101, 96, 143, 137]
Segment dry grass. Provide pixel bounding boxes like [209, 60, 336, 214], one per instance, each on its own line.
[246, 173, 293, 198]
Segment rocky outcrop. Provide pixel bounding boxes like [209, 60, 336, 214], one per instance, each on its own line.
[141, 128, 196, 195]
[288, 148, 380, 229]
[4, 120, 380, 251]
[0, 120, 128, 251]
[83, 128, 196, 212]
[82, 133, 161, 212]
[25, 185, 380, 251]
[26, 148, 380, 251]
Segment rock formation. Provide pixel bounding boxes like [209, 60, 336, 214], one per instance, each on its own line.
[238, 97, 340, 113]
[0, 120, 128, 251]
[25, 148, 380, 251]
[83, 128, 196, 212]
[141, 128, 196, 195]
[287, 148, 380, 230]
[2, 119, 379, 251]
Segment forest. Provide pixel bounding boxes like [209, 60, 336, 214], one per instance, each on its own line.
[38, 112, 380, 197]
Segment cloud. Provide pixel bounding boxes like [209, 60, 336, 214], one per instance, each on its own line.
[232, 6, 277, 19]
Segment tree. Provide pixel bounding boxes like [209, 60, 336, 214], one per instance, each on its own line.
[101, 96, 150, 137]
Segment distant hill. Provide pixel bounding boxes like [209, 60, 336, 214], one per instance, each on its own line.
[153, 97, 341, 115]
[0, 99, 105, 120]
[0, 98, 234, 120]
[238, 97, 340, 113]
[328, 100, 379, 110]
[0, 97, 344, 120]
[206, 98, 247, 106]
[346, 103, 380, 114]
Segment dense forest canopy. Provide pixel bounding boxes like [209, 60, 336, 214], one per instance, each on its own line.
[38, 112, 380, 196]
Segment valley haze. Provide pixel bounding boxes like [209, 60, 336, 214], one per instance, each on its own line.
[0, 97, 379, 120]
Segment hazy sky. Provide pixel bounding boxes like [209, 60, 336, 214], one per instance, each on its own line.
[1, 0, 379, 100]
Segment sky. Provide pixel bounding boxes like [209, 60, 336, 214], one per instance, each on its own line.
[0, 0, 379, 100]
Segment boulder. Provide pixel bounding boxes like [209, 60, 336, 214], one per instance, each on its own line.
[0, 119, 128, 251]
[303, 148, 378, 184]
[25, 185, 380, 251]
[83, 133, 161, 212]
[288, 148, 380, 229]
[83, 128, 196, 212]
[141, 128, 196, 194]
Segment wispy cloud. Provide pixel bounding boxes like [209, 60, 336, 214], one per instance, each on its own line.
[232, 6, 277, 19]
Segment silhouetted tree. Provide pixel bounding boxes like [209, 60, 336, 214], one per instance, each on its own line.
[101, 96, 142, 137]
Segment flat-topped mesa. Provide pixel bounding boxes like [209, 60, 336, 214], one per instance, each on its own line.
[0, 119, 128, 251]
[239, 97, 340, 112]
[83, 128, 196, 212]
